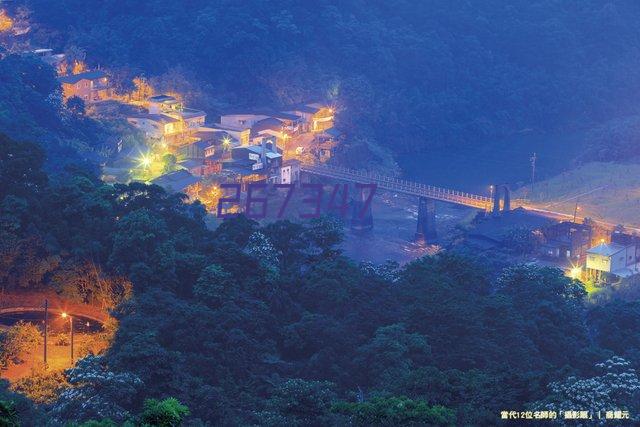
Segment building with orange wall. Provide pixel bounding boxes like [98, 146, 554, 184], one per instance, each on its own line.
[57, 70, 112, 103]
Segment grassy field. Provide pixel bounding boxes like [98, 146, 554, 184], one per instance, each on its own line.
[515, 162, 640, 227]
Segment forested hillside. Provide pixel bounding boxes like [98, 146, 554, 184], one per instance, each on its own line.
[4, 2, 640, 425]
[3, 133, 640, 425]
[0, 55, 132, 172]
[25, 0, 640, 161]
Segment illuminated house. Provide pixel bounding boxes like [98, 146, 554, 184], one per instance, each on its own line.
[284, 102, 334, 132]
[126, 114, 181, 140]
[128, 95, 207, 146]
[539, 221, 592, 261]
[57, 70, 112, 103]
[251, 117, 287, 143]
[278, 159, 301, 184]
[219, 110, 301, 139]
[148, 94, 206, 130]
[229, 139, 282, 173]
[180, 130, 238, 159]
[149, 95, 206, 128]
[148, 95, 182, 114]
[220, 113, 270, 129]
[586, 240, 640, 282]
[314, 127, 342, 162]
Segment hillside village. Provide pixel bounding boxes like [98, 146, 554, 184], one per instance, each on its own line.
[37, 48, 340, 213]
[5, 13, 640, 289]
[15, 48, 640, 289]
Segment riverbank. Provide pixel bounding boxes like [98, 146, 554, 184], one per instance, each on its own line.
[340, 191, 476, 264]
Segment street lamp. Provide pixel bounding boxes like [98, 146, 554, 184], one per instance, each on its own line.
[222, 136, 232, 160]
[569, 266, 581, 280]
[61, 312, 74, 362]
[138, 154, 152, 169]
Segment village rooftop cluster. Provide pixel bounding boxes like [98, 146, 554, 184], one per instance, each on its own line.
[39, 49, 339, 210]
[19, 47, 640, 288]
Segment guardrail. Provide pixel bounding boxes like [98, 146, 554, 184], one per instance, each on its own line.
[301, 164, 493, 209]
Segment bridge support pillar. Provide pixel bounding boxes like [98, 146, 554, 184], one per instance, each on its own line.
[492, 185, 501, 216]
[491, 184, 511, 215]
[415, 197, 437, 242]
[503, 186, 511, 212]
[350, 191, 373, 232]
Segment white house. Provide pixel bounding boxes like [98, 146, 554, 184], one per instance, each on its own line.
[127, 114, 181, 139]
[148, 95, 182, 114]
[586, 242, 640, 281]
[220, 113, 270, 130]
[278, 159, 301, 184]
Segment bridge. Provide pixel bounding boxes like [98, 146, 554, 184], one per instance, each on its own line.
[301, 164, 526, 240]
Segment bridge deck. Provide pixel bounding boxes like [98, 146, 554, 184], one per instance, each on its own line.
[302, 164, 497, 209]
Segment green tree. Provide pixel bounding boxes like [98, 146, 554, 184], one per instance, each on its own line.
[139, 398, 189, 427]
[0, 321, 42, 367]
[332, 396, 455, 426]
[10, 369, 68, 404]
[496, 264, 591, 367]
[258, 379, 337, 427]
[50, 355, 144, 424]
[531, 356, 640, 421]
[193, 264, 235, 307]
[354, 324, 431, 387]
[0, 400, 19, 427]
[161, 154, 177, 174]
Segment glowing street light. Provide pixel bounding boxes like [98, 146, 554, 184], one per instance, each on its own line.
[222, 136, 231, 151]
[138, 154, 152, 169]
[569, 266, 582, 280]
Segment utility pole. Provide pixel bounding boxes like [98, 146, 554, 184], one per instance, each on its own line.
[573, 200, 580, 223]
[61, 312, 74, 363]
[530, 152, 537, 196]
[70, 316, 74, 362]
[43, 299, 48, 366]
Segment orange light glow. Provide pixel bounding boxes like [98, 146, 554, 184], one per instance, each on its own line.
[72, 60, 87, 75]
[0, 10, 13, 33]
[132, 77, 154, 102]
[57, 61, 69, 76]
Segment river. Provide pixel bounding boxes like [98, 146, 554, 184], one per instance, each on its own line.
[341, 130, 586, 264]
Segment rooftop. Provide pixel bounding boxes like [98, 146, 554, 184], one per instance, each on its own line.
[168, 107, 206, 120]
[284, 102, 329, 114]
[252, 117, 283, 133]
[128, 113, 179, 124]
[57, 70, 108, 85]
[587, 243, 627, 257]
[322, 127, 342, 138]
[192, 130, 234, 145]
[150, 170, 200, 193]
[148, 94, 178, 103]
[178, 159, 204, 170]
[222, 109, 300, 121]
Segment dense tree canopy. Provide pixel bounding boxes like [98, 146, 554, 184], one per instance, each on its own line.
[2, 134, 640, 424]
[22, 0, 640, 164]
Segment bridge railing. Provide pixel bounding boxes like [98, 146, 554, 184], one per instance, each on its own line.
[302, 164, 492, 207]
